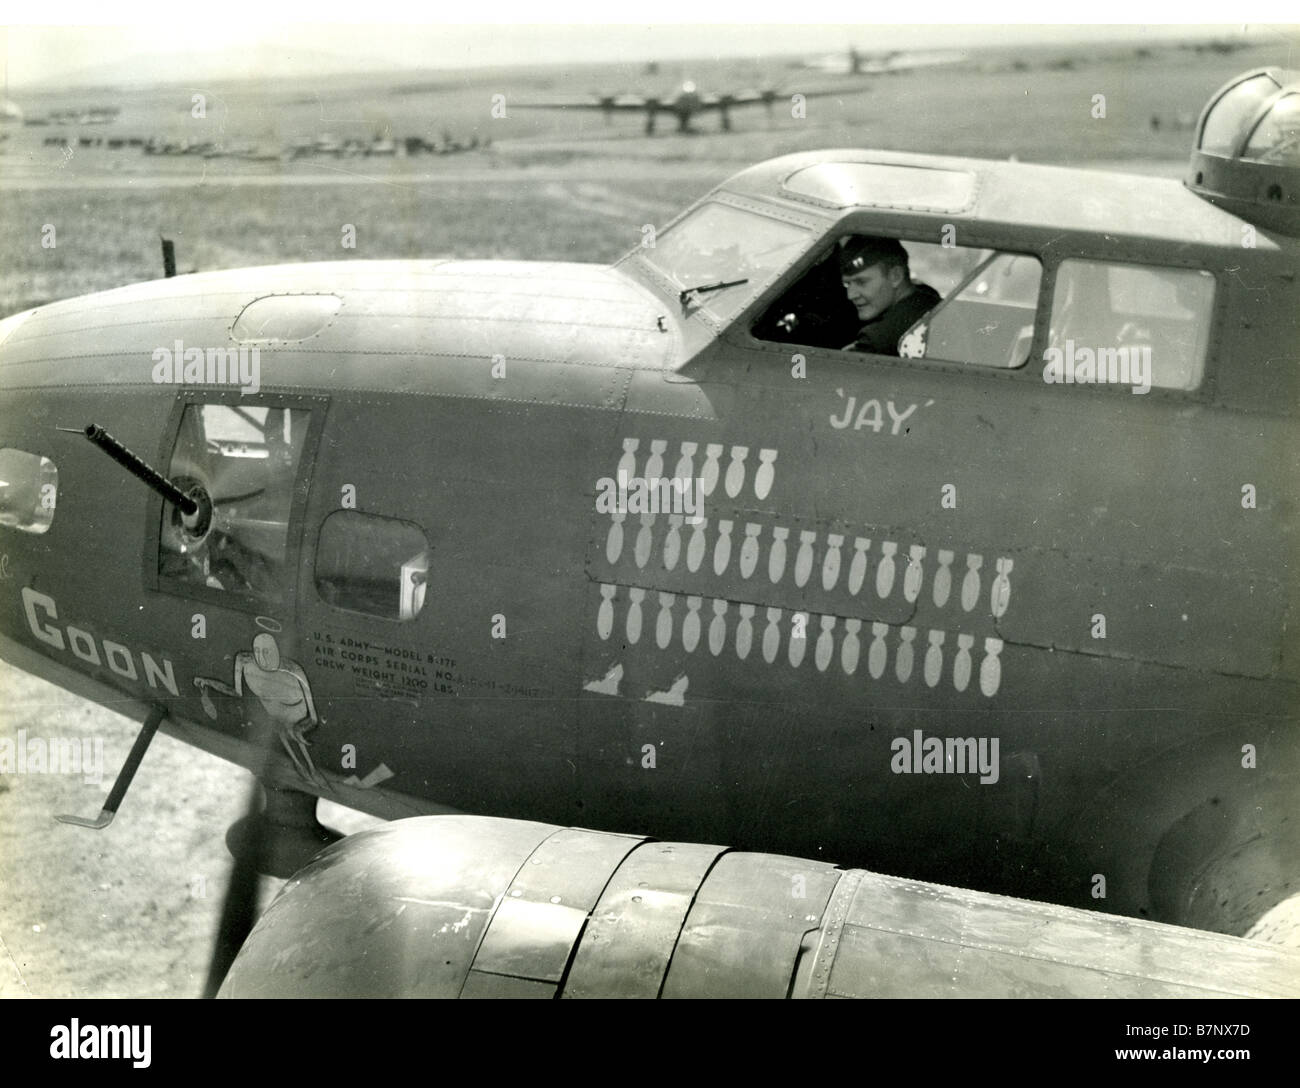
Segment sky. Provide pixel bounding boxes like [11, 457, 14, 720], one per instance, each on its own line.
[2, 8, 1298, 90]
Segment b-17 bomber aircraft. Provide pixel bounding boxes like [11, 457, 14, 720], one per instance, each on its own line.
[794, 46, 962, 78]
[1, 68, 1299, 997]
[513, 78, 878, 135]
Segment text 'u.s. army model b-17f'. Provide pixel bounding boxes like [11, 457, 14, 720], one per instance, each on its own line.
[1, 68, 1299, 997]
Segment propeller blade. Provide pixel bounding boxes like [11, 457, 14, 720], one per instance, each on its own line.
[201, 768, 267, 998]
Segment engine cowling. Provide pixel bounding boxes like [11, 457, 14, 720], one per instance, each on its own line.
[219, 815, 1300, 998]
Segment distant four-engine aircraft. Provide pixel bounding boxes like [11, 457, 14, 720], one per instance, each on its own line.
[515, 49, 964, 136]
[516, 78, 882, 136]
[795, 46, 963, 77]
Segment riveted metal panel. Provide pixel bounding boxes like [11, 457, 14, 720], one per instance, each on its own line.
[468, 827, 644, 989]
[782, 162, 978, 213]
[0, 259, 677, 394]
[467, 898, 590, 986]
[661, 851, 840, 998]
[218, 815, 557, 998]
[794, 868, 863, 999]
[822, 870, 1300, 999]
[563, 840, 726, 998]
[460, 972, 557, 999]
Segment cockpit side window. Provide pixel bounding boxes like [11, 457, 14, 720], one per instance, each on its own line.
[753, 234, 1042, 369]
[158, 403, 311, 604]
[1047, 260, 1215, 392]
[901, 250, 1043, 368]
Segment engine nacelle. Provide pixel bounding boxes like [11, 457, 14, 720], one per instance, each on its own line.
[219, 815, 1300, 998]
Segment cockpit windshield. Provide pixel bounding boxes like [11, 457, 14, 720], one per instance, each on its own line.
[639, 202, 811, 322]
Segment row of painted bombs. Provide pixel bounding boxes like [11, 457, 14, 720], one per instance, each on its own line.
[607, 515, 1013, 619]
[595, 584, 1005, 697]
[616, 439, 778, 501]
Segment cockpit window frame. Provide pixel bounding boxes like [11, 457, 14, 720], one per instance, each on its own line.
[143, 389, 329, 615]
[895, 248, 1045, 371]
[1042, 257, 1219, 395]
[720, 215, 1223, 402]
[618, 192, 825, 334]
[729, 218, 1052, 378]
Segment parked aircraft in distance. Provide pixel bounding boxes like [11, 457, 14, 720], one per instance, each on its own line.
[514, 79, 875, 135]
[795, 47, 962, 77]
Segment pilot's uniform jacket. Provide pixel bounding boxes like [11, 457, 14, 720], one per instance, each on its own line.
[846, 282, 940, 356]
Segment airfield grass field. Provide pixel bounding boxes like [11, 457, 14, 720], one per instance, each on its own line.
[0, 42, 1277, 318]
[0, 172, 694, 316]
[0, 36, 1296, 997]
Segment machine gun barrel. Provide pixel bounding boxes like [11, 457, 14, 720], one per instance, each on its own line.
[80, 423, 199, 515]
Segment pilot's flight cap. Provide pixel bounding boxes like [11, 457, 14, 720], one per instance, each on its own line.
[839, 235, 908, 275]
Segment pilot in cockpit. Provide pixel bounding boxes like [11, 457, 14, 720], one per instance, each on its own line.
[838, 236, 940, 356]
